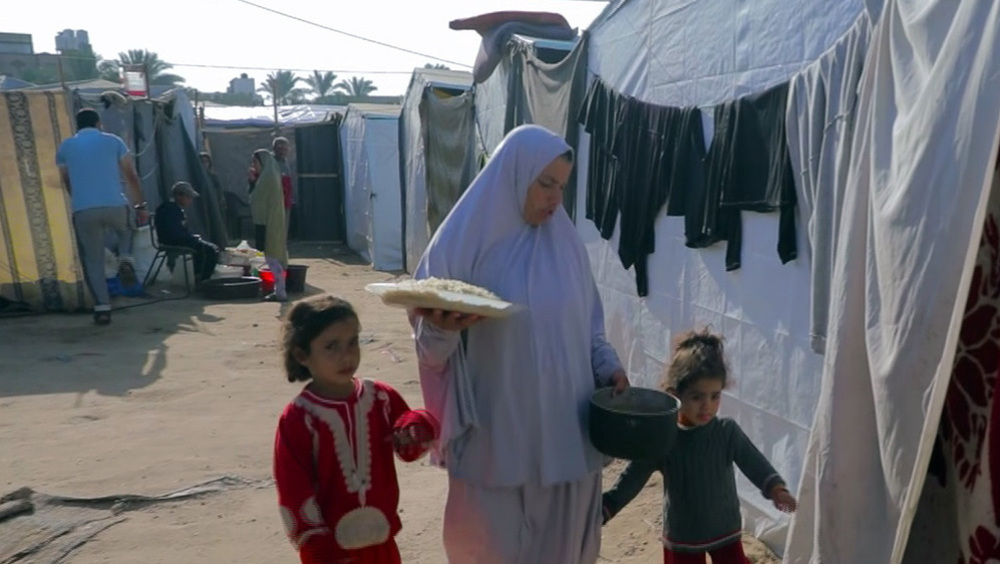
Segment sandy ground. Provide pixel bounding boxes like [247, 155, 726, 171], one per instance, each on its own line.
[0, 243, 778, 563]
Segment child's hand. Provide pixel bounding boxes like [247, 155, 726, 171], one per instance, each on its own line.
[392, 423, 435, 450]
[770, 485, 797, 513]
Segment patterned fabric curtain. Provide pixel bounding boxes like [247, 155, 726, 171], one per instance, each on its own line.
[905, 172, 1000, 564]
[0, 91, 89, 313]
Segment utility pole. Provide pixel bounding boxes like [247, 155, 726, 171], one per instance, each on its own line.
[56, 54, 68, 91]
[272, 81, 279, 132]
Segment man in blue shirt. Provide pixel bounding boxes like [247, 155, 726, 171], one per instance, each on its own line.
[57, 108, 148, 325]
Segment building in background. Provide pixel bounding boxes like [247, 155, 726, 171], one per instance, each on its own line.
[0, 32, 60, 83]
[0, 33, 33, 55]
[228, 73, 255, 95]
[55, 29, 90, 52]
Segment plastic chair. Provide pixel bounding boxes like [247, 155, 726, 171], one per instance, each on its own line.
[142, 213, 195, 298]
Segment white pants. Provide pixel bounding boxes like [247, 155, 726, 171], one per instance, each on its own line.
[443, 472, 602, 564]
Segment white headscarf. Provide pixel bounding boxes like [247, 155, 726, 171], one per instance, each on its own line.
[414, 125, 619, 487]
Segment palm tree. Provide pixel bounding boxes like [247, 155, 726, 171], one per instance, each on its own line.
[258, 70, 306, 105]
[115, 49, 185, 86]
[335, 76, 378, 98]
[97, 59, 120, 82]
[62, 45, 100, 81]
[304, 70, 338, 100]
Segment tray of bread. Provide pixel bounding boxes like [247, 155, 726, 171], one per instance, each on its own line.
[365, 277, 515, 319]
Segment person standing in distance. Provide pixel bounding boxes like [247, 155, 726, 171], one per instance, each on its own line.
[272, 136, 294, 238]
[57, 108, 148, 325]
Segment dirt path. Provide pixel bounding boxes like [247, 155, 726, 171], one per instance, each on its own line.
[0, 243, 777, 563]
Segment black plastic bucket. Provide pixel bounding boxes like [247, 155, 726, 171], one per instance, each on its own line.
[286, 264, 309, 293]
[589, 387, 680, 461]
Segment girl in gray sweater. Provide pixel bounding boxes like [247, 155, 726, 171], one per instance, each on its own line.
[602, 329, 797, 564]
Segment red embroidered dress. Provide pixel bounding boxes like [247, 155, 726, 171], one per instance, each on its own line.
[274, 379, 437, 563]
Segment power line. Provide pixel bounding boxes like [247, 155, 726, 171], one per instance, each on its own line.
[233, 0, 472, 69]
[55, 54, 423, 76]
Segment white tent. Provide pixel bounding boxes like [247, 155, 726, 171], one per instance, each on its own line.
[581, 0, 1000, 562]
[341, 103, 404, 271]
[398, 68, 475, 272]
[202, 104, 343, 129]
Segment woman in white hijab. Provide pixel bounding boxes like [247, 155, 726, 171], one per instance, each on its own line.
[410, 125, 629, 563]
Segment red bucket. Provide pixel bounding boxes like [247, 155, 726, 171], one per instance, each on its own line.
[258, 268, 285, 294]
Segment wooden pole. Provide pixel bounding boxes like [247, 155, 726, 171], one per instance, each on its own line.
[56, 54, 68, 91]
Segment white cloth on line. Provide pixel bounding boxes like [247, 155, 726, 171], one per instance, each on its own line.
[785, 1, 1000, 562]
[785, 12, 871, 354]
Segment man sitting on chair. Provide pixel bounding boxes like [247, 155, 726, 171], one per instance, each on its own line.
[155, 182, 219, 283]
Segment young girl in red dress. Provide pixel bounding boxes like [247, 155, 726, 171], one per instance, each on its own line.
[274, 295, 438, 564]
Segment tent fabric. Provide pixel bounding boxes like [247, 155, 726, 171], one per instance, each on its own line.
[341, 104, 403, 271]
[473, 58, 510, 156]
[0, 91, 89, 312]
[507, 33, 588, 219]
[472, 21, 577, 83]
[474, 34, 580, 157]
[399, 68, 476, 273]
[74, 92, 227, 248]
[422, 92, 477, 238]
[785, 1, 1000, 562]
[202, 104, 343, 129]
[583, 0, 864, 554]
[155, 114, 228, 248]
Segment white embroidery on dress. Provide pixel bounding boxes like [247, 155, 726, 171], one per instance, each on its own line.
[294, 381, 391, 550]
[279, 505, 297, 544]
[301, 496, 324, 526]
[295, 381, 375, 503]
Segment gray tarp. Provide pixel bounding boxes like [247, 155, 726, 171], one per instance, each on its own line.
[202, 127, 297, 240]
[73, 91, 226, 247]
[473, 33, 588, 218]
[399, 69, 475, 272]
[422, 92, 477, 236]
[507, 33, 588, 219]
[156, 114, 227, 247]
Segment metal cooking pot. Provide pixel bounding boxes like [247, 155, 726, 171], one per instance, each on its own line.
[200, 276, 262, 300]
[589, 387, 680, 461]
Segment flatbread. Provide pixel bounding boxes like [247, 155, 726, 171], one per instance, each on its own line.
[365, 279, 515, 318]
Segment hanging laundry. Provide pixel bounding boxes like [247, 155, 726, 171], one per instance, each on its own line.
[785, 13, 870, 353]
[508, 33, 589, 219]
[612, 100, 705, 296]
[579, 78, 629, 239]
[449, 10, 577, 84]
[580, 78, 709, 296]
[420, 90, 478, 235]
[579, 77, 800, 293]
[708, 82, 798, 271]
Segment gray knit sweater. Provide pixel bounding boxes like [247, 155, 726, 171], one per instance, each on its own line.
[602, 417, 784, 552]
